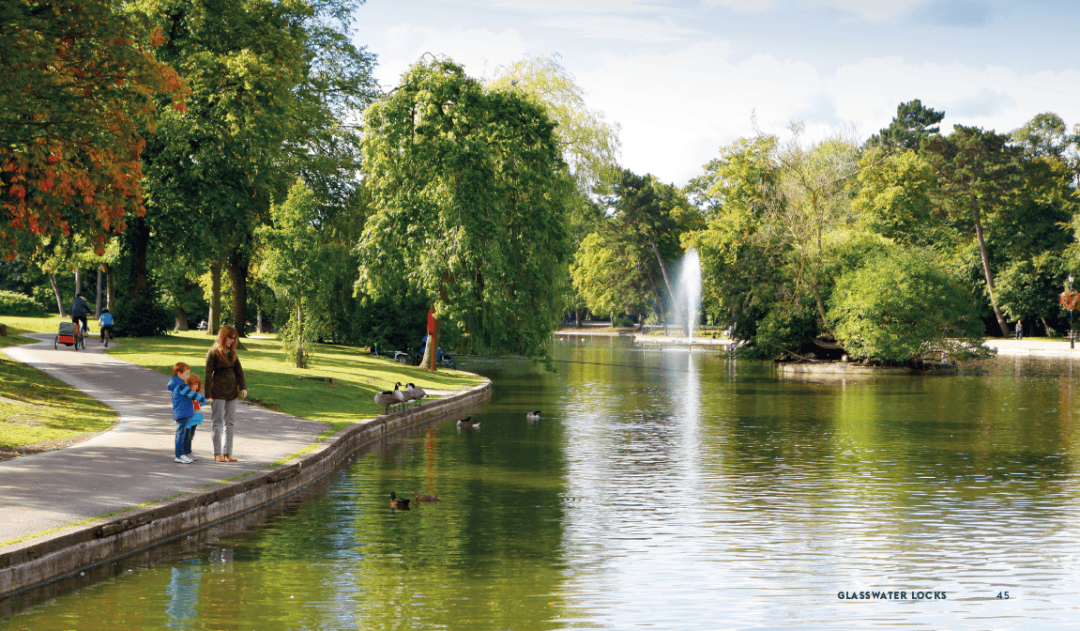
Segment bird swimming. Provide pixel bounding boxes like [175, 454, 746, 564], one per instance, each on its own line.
[389, 491, 410, 509]
[456, 416, 480, 429]
[526, 410, 541, 421]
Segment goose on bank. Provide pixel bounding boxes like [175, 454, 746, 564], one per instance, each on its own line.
[404, 382, 427, 407]
[374, 383, 407, 414]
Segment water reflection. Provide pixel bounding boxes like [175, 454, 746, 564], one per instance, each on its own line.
[4, 338, 1080, 629]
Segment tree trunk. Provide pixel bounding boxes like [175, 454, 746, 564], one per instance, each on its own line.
[228, 250, 248, 337]
[423, 317, 436, 371]
[95, 268, 103, 316]
[650, 279, 669, 331]
[49, 273, 66, 317]
[972, 202, 1010, 336]
[295, 297, 304, 368]
[128, 217, 151, 303]
[175, 308, 189, 331]
[209, 263, 221, 336]
[647, 236, 675, 300]
[421, 301, 442, 372]
[105, 265, 115, 309]
[74, 269, 81, 298]
[808, 280, 831, 332]
[256, 306, 264, 334]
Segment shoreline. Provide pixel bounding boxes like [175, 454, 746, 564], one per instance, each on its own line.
[0, 379, 490, 600]
[0, 334, 491, 600]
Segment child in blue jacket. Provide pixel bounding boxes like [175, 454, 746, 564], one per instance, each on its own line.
[168, 362, 207, 464]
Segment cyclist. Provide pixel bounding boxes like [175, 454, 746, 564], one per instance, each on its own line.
[98, 307, 115, 343]
[70, 293, 89, 338]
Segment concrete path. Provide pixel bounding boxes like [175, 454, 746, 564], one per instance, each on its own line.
[984, 338, 1080, 356]
[0, 334, 327, 545]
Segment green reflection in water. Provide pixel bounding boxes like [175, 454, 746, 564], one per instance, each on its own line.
[4, 340, 1080, 630]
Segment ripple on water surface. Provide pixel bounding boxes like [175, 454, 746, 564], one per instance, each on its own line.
[3, 345, 1080, 629]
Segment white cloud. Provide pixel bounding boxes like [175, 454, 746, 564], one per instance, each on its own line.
[705, 0, 929, 21]
[572, 45, 1080, 185]
[828, 58, 1080, 136]
[576, 40, 827, 183]
[372, 23, 529, 89]
[539, 15, 700, 42]
[494, 0, 662, 12]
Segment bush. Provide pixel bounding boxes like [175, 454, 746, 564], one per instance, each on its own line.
[111, 299, 171, 337]
[0, 290, 46, 316]
[829, 247, 984, 364]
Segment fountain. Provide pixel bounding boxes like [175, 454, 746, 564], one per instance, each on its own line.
[672, 249, 702, 348]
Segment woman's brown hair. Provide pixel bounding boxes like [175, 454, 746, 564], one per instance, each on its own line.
[210, 324, 239, 362]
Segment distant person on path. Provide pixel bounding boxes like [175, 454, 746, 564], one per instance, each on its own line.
[70, 293, 89, 336]
[1015, 321, 1023, 340]
[168, 362, 207, 464]
[205, 324, 247, 463]
[98, 307, 114, 342]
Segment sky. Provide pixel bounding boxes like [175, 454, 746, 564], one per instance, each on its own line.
[350, 0, 1080, 186]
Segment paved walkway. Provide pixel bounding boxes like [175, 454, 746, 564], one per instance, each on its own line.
[0, 334, 327, 545]
[984, 338, 1080, 356]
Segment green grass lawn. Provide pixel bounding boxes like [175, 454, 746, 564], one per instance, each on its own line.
[0, 317, 117, 455]
[0, 314, 483, 452]
[104, 330, 484, 433]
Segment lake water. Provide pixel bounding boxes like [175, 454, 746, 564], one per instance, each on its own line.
[3, 336, 1080, 630]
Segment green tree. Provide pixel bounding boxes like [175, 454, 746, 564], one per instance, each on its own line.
[924, 125, 1023, 337]
[357, 57, 573, 367]
[255, 181, 331, 367]
[866, 99, 945, 152]
[829, 247, 985, 364]
[570, 232, 653, 319]
[571, 169, 700, 325]
[485, 55, 621, 196]
[135, 0, 376, 336]
[1011, 112, 1068, 160]
[851, 148, 951, 247]
[485, 55, 620, 326]
[0, 0, 186, 257]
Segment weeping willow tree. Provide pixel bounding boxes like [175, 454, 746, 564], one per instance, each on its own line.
[356, 57, 574, 368]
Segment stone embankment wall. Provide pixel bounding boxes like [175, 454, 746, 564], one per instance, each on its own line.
[0, 381, 491, 600]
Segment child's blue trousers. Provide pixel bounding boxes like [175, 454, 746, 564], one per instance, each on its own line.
[174, 418, 195, 457]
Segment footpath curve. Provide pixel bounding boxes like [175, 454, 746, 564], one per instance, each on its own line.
[0, 334, 491, 599]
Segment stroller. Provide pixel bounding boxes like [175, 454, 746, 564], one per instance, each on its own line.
[55, 321, 86, 351]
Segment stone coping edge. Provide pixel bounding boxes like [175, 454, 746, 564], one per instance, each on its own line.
[776, 363, 957, 375]
[0, 379, 492, 600]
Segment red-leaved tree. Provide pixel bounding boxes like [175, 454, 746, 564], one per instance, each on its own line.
[0, 0, 187, 258]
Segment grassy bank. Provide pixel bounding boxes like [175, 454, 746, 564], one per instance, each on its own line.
[0, 317, 117, 459]
[105, 330, 483, 433]
[0, 314, 484, 453]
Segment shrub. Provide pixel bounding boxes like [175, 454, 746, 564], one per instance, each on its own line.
[829, 247, 984, 364]
[111, 299, 170, 337]
[0, 290, 46, 316]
